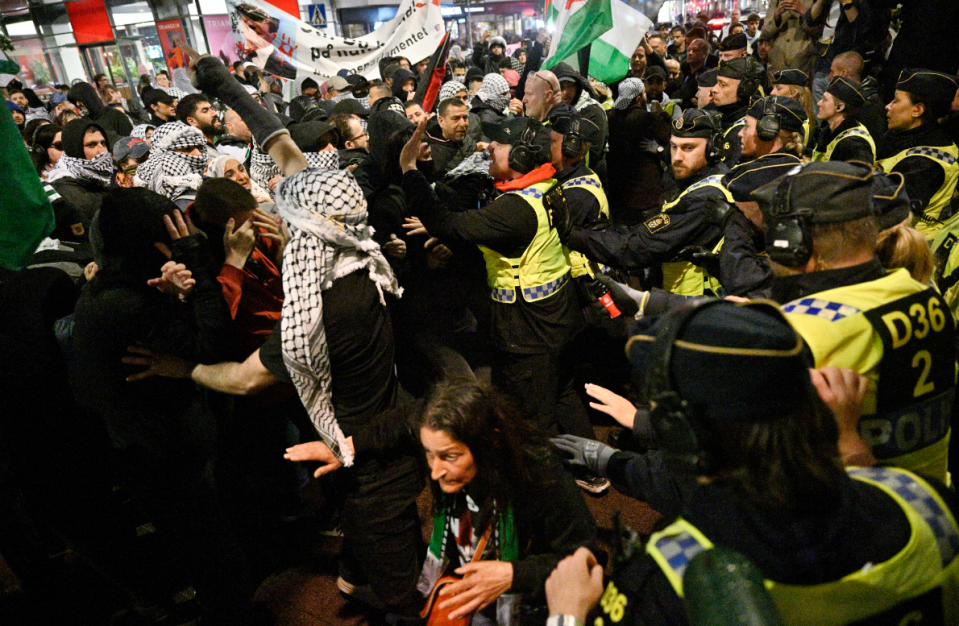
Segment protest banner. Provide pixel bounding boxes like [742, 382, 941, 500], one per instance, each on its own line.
[225, 0, 445, 80]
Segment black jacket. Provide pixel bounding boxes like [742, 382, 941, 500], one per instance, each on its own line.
[68, 82, 133, 144]
[813, 116, 876, 163]
[426, 117, 477, 178]
[715, 101, 748, 167]
[878, 121, 955, 222]
[605, 103, 672, 225]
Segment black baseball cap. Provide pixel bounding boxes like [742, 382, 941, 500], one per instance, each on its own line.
[113, 136, 150, 161]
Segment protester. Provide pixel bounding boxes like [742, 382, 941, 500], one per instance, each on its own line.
[47, 117, 115, 226]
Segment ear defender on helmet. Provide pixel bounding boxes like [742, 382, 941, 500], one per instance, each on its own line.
[763, 174, 813, 267]
[561, 117, 584, 159]
[735, 57, 765, 102]
[702, 112, 726, 163]
[508, 122, 548, 174]
[756, 97, 781, 142]
[645, 299, 729, 477]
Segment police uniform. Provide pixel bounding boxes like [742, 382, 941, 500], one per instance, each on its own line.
[755, 163, 958, 484]
[402, 117, 583, 435]
[561, 109, 732, 298]
[931, 211, 959, 318]
[714, 57, 765, 167]
[584, 301, 959, 626]
[771, 68, 812, 146]
[877, 69, 959, 238]
[811, 77, 876, 164]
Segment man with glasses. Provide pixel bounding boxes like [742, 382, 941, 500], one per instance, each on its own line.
[329, 113, 370, 171]
[523, 70, 563, 121]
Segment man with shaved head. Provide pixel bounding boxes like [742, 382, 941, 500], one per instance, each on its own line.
[523, 70, 562, 121]
[217, 108, 253, 161]
[829, 51, 886, 140]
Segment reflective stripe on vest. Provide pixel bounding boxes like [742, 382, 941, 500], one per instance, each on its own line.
[660, 175, 733, 296]
[479, 180, 572, 304]
[646, 467, 959, 626]
[878, 143, 959, 238]
[562, 173, 611, 279]
[811, 123, 876, 163]
[781, 270, 957, 484]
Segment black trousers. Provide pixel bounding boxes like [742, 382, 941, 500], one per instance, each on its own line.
[492, 348, 594, 438]
[329, 451, 425, 621]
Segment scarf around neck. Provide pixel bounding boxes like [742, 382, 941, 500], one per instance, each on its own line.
[275, 167, 401, 466]
[47, 151, 115, 186]
[134, 122, 208, 202]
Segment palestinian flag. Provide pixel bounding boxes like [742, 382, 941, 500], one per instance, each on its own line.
[0, 101, 54, 270]
[413, 31, 452, 114]
[543, 0, 613, 71]
[588, 0, 652, 83]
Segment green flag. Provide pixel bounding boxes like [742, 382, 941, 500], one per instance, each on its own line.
[543, 0, 613, 71]
[588, 0, 652, 83]
[0, 103, 55, 270]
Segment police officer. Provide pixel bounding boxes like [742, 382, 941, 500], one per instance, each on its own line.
[549, 299, 959, 626]
[400, 117, 586, 440]
[812, 76, 876, 164]
[548, 109, 733, 299]
[770, 68, 814, 145]
[709, 57, 766, 166]
[878, 69, 959, 239]
[755, 161, 957, 484]
[711, 95, 807, 297]
[547, 112, 609, 282]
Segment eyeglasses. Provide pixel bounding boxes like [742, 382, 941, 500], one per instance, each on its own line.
[52, 142, 63, 151]
[350, 132, 368, 142]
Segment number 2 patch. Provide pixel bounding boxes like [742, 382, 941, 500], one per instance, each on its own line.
[644, 214, 670, 234]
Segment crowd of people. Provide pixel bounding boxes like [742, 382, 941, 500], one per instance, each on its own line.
[4, 2, 959, 624]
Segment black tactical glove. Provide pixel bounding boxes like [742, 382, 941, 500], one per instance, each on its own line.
[677, 245, 721, 277]
[594, 274, 650, 319]
[551, 434, 616, 476]
[193, 56, 287, 150]
[543, 182, 573, 242]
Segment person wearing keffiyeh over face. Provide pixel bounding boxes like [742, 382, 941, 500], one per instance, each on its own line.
[125, 54, 427, 623]
[134, 121, 210, 208]
[48, 117, 116, 229]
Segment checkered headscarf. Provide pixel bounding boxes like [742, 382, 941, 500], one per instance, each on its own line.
[614, 78, 644, 110]
[131, 124, 155, 141]
[439, 80, 468, 105]
[477, 74, 510, 111]
[304, 150, 342, 170]
[134, 122, 208, 202]
[46, 151, 115, 186]
[250, 142, 280, 196]
[275, 167, 401, 466]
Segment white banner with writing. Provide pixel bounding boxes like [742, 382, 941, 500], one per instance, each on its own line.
[225, 0, 445, 81]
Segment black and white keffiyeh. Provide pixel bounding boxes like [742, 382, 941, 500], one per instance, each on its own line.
[275, 167, 401, 466]
[439, 80, 468, 105]
[250, 140, 280, 196]
[46, 151, 115, 185]
[134, 122, 208, 201]
[131, 124, 155, 141]
[304, 150, 342, 170]
[614, 78, 644, 110]
[477, 74, 511, 112]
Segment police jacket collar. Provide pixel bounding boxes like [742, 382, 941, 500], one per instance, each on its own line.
[771, 258, 886, 305]
[878, 120, 954, 159]
[716, 101, 748, 128]
[554, 160, 592, 184]
[816, 116, 860, 151]
[675, 161, 728, 193]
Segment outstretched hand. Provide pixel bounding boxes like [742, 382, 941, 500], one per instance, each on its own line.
[155, 209, 198, 259]
[122, 345, 196, 382]
[584, 383, 637, 428]
[284, 439, 352, 478]
[400, 119, 428, 173]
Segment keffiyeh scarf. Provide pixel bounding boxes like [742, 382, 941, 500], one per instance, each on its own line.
[439, 80, 468, 104]
[614, 78, 644, 110]
[304, 150, 342, 170]
[275, 168, 402, 466]
[250, 142, 281, 195]
[46, 151, 115, 185]
[207, 154, 272, 203]
[476, 74, 511, 112]
[134, 121, 208, 202]
[131, 124, 155, 141]
[574, 88, 601, 113]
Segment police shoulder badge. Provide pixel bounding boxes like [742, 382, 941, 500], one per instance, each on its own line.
[645, 214, 670, 233]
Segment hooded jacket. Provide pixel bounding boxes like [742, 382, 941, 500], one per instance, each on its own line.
[67, 82, 133, 144]
[472, 37, 508, 76]
[390, 68, 418, 101]
[50, 118, 114, 223]
[551, 62, 609, 183]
